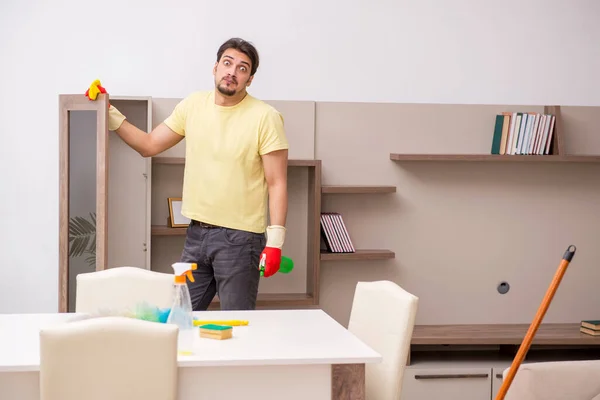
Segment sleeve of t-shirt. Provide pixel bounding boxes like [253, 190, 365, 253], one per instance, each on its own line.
[163, 96, 189, 136]
[259, 109, 289, 155]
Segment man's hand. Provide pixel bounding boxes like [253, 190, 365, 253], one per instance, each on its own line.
[259, 225, 286, 277]
[84, 79, 126, 131]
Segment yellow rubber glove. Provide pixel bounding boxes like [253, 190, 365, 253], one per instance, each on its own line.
[266, 225, 286, 249]
[108, 105, 126, 131]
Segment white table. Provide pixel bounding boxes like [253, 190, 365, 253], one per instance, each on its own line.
[0, 309, 381, 399]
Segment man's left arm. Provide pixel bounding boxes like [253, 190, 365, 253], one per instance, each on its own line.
[260, 149, 288, 277]
[263, 149, 288, 228]
[258, 110, 289, 277]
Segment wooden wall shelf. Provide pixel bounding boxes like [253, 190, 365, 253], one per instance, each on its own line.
[391, 106, 600, 164]
[322, 185, 396, 194]
[320, 249, 395, 261]
[411, 323, 600, 346]
[390, 154, 600, 162]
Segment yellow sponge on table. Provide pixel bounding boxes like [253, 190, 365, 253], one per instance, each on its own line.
[199, 324, 233, 340]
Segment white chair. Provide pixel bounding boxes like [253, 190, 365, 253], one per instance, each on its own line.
[39, 316, 179, 400]
[347, 280, 419, 400]
[76, 266, 174, 314]
[502, 359, 600, 400]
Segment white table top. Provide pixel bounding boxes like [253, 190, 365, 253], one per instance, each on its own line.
[0, 309, 381, 372]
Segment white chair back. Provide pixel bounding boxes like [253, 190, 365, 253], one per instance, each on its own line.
[348, 280, 419, 400]
[76, 266, 174, 314]
[39, 316, 178, 400]
[503, 359, 600, 400]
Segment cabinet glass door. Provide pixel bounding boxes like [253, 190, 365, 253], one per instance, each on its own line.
[59, 94, 108, 312]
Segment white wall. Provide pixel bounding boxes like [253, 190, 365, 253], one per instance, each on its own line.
[1, 0, 599, 312]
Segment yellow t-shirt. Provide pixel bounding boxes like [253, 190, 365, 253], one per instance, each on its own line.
[163, 90, 289, 234]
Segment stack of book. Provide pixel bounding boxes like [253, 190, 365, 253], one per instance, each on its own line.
[580, 320, 600, 336]
[490, 111, 556, 155]
[320, 212, 355, 253]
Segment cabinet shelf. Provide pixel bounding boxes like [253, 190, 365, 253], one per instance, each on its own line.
[152, 157, 320, 167]
[320, 249, 395, 261]
[321, 185, 396, 194]
[151, 225, 186, 236]
[390, 153, 600, 162]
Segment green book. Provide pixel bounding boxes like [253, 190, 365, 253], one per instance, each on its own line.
[491, 114, 504, 154]
[581, 320, 600, 330]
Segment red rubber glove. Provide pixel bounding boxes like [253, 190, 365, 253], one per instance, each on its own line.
[259, 225, 286, 277]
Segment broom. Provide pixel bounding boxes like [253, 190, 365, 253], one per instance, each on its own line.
[495, 244, 577, 400]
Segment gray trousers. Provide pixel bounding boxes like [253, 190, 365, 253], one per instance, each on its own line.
[179, 220, 266, 311]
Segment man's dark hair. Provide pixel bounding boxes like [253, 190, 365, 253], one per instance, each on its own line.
[216, 38, 260, 76]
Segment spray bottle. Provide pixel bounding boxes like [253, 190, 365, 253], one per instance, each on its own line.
[166, 262, 197, 355]
[259, 255, 294, 277]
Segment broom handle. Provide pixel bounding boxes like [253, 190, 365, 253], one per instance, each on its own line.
[494, 244, 576, 400]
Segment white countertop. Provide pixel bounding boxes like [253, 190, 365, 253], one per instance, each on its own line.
[0, 309, 381, 372]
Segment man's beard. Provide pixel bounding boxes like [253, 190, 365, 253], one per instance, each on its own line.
[217, 79, 237, 96]
[217, 84, 236, 96]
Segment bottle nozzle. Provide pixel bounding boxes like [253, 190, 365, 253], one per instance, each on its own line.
[172, 262, 197, 283]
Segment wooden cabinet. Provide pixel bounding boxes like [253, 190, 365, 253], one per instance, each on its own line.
[401, 323, 600, 400]
[59, 94, 325, 310]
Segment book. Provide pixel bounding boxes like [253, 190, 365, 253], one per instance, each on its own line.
[581, 320, 600, 330]
[580, 327, 600, 336]
[320, 212, 355, 253]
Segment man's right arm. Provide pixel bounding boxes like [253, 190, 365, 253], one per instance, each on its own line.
[108, 95, 187, 158]
[114, 119, 183, 158]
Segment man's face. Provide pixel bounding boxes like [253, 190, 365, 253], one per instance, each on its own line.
[213, 48, 253, 96]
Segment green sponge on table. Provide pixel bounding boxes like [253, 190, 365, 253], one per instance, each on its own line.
[199, 324, 233, 340]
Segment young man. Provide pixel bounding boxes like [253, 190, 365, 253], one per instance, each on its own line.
[89, 38, 289, 311]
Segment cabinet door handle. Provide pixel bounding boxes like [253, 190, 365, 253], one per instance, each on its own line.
[414, 373, 489, 380]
